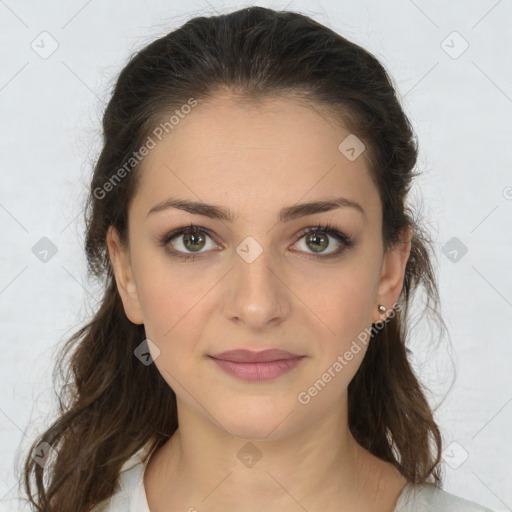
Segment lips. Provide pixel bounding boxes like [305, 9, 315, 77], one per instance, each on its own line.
[209, 349, 302, 363]
[208, 349, 305, 381]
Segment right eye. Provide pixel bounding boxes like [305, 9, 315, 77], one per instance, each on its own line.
[158, 224, 220, 261]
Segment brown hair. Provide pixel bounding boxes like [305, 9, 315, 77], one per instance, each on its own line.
[21, 6, 449, 511]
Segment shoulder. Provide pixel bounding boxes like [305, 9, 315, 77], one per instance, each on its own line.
[89, 444, 153, 512]
[394, 483, 495, 512]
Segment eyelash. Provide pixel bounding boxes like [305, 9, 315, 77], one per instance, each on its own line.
[158, 222, 354, 262]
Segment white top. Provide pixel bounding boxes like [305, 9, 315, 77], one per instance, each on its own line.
[91, 443, 495, 512]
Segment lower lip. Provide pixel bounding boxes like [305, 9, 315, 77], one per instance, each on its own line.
[209, 356, 305, 381]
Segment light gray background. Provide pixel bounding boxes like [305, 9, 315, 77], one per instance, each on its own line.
[1, 1, 511, 510]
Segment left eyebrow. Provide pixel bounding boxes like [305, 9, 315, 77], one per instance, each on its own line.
[146, 196, 366, 223]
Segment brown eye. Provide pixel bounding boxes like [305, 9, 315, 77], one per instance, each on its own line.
[292, 224, 354, 260]
[304, 231, 329, 253]
[160, 225, 218, 260]
[181, 230, 207, 252]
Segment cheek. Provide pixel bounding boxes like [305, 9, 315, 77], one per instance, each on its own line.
[296, 281, 374, 406]
[298, 262, 377, 333]
[297, 262, 379, 377]
[133, 246, 213, 336]
[134, 263, 224, 387]
[138, 273, 208, 385]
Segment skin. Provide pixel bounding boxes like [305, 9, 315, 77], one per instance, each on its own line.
[107, 92, 411, 512]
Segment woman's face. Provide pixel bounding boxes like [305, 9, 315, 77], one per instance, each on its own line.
[108, 93, 409, 440]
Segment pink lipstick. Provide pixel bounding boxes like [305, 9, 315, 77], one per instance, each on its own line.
[208, 349, 305, 382]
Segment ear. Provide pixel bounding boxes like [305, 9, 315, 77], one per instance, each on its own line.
[106, 225, 144, 325]
[372, 225, 412, 324]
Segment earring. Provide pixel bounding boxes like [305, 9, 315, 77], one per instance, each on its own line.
[378, 304, 386, 312]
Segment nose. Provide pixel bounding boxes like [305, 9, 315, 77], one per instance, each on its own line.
[223, 241, 288, 329]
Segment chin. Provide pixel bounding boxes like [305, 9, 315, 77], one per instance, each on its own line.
[211, 400, 304, 441]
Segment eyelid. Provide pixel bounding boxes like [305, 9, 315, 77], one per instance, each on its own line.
[291, 223, 354, 258]
[159, 224, 222, 252]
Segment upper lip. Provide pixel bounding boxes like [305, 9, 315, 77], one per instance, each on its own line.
[209, 349, 302, 363]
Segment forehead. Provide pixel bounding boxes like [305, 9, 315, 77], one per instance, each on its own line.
[149, 93, 350, 160]
[131, 93, 379, 222]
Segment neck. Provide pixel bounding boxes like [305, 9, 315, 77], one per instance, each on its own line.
[144, 393, 392, 512]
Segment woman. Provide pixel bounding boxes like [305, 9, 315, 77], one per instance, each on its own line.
[22, 6, 494, 512]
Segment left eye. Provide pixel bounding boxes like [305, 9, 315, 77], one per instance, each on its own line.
[291, 224, 353, 259]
